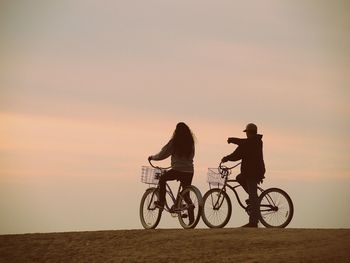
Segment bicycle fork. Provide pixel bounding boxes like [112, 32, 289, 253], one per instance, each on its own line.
[211, 188, 227, 210]
[147, 189, 158, 211]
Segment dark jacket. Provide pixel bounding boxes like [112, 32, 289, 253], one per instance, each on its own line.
[225, 134, 265, 180]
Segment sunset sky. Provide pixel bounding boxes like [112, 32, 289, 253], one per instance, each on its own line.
[1, 1, 349, 234]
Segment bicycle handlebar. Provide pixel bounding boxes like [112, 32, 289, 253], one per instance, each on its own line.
[218, 161, 241, 178]
[218, 161, 241, 170]
[148, 159, 171, 170]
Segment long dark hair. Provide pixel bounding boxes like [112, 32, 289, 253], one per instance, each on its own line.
[172, 122, 195, 158]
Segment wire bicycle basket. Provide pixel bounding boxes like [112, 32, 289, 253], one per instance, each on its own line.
[141, 166, 161, 185]
[207, 168, 226, 188]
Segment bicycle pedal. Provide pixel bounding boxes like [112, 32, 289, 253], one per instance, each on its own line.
[181, 214, 188, 219]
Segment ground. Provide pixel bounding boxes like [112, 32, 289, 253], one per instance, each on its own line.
[0, 228, 349, 262]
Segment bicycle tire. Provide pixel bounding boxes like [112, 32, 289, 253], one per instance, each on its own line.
[258, 187, 294, 228]
[177, 185, 203, 229]
[139, 188, 162, 229]
[202, 188, 232, 228]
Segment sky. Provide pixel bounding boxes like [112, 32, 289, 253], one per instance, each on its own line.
[1, 0, 349, 234]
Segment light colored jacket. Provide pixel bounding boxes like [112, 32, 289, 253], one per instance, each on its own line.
[151, 139, 194, 172]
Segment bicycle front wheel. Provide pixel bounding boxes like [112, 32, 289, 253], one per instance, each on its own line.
[139, 188, 162, 229]
[177, 185, 202, 229]
[259, 188, 294, 228]
[202, 188, 232, 228]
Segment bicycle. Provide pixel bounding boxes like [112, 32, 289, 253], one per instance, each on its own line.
[202, 161, 294, 228]
[139, 160, 203, 229]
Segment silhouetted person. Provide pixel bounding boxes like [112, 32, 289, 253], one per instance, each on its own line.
[222, 123, 265, 228]
[148, 122, 195, 223]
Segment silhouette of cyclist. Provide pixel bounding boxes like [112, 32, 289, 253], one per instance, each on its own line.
[222, 123, 265, 228]
[148, 122, 195, 224]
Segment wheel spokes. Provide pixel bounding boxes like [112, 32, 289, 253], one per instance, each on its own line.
[142, 191, 160, 227]
[178, 189, 200, 227]
[204, 191, 229, 227]
[260, 191, 292, 227]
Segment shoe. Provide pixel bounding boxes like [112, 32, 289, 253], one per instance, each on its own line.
[188, 206, 195, 225]
[241, 222, 258, 228]
[154, 201, 164, 209]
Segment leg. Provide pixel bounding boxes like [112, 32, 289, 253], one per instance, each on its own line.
[236, 173, 249, 193]
[179, 172, 194, 204]
[179, 172, 193, 188]
[246, 177, 259, 225]
[179, 172, 194, 223]
[158, 170, 180, 205]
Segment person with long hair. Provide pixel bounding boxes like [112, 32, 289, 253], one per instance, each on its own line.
[148, 122, 195, 217]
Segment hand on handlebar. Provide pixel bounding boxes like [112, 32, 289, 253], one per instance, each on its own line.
[148, 157, 171, 170]
[218, 161, 230, 178]
[221, 156, 229, 163]
[148, 157, 157, 169]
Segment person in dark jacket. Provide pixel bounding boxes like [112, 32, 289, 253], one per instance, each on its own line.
[222, 123, 265, 227]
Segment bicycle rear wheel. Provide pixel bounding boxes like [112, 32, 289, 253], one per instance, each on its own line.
[259, 188, 294, 228]
[177, 185, 202, 229]
[139, 188, 162, 229]
[202, 188, 232, 228]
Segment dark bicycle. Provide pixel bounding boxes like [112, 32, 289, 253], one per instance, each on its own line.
[202, 162, 294, 228]
[139, 160, 203, 229]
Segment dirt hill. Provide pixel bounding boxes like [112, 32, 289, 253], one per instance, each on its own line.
[0, 228, 349, 262]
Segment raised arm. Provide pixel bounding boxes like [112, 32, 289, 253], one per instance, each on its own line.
[227, 137, 245, 145]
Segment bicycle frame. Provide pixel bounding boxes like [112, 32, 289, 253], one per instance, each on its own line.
[210, 177, 265, 211]
[146, 160, 186, 213]
[146, 179, 186, 212]
[165, 183, 183, 212]
[210, 161, 271, 211]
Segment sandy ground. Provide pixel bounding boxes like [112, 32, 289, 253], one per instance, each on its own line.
[0, 228, 349, 262]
